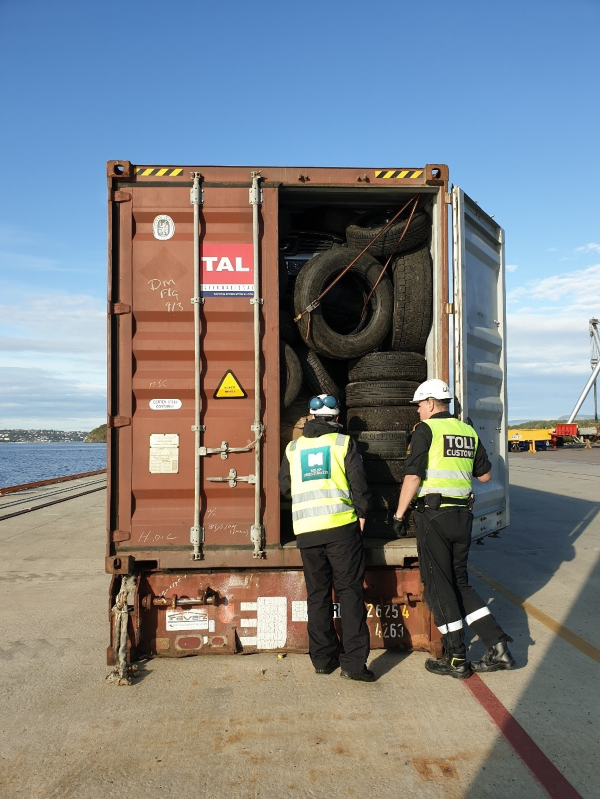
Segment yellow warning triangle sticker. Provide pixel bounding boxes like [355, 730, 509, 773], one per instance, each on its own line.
[213, 370, 247, 399]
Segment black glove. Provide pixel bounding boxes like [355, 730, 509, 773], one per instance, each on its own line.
[393, 516, 407, 537]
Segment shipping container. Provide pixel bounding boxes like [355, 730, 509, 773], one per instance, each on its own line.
[106, 161, 508, 676]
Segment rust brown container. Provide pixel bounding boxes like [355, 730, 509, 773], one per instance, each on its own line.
[106, 161, 509, 666]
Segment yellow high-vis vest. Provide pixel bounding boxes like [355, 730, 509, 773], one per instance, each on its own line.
[416, 418, 478, 506]
[285, 432, 357, 536]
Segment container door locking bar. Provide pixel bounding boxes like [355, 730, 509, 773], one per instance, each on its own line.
[198, 441, 256, 460]
[190, 172, 205, 561]
[205, 469, 256, 488]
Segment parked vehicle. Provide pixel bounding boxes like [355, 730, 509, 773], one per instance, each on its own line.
[105, 161, 508, 679]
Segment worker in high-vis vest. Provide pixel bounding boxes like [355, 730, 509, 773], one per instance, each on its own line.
[278, 394, 374, 682]
[394, 379, 515, 679]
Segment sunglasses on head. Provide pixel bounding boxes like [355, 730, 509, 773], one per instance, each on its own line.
[309, 395, 338, 411]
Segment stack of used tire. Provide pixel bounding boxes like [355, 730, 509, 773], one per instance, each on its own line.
[279, 203, 433, 539]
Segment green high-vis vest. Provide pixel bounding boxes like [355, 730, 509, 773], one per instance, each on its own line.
[417, 418, 478, 506]
[286, 432, 357, 536]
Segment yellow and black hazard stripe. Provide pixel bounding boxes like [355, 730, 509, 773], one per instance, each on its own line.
[134, 167, 184, 177]
[375, 169, 424, 179]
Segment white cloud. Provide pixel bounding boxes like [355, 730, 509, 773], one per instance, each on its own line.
[0, 290, 106, 427]
[0, 367, 105, 430]
[575, 243, 600, 255]
[505, 264, 600, 419]
[505, 264, 518, 272]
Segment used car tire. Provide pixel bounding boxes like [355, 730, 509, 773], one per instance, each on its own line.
[349, 430, 407, 459]
[346, 211, 429, 258]
[280, 341, 303, 408]
[348, 351, 427, 383]
[294, 248, 393, 360]
[363, 458, 406, 484]
[347, 405, 419, 432]
[345, 380, 420, 408]
[296, 343, 344, 402]
[388, 244, 433, 353]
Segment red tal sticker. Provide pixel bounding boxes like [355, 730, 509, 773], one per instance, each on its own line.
[201, 243, 254, 297]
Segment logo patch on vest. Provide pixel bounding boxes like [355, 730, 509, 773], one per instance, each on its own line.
[300, 447, 331, 481]
[443, 434, 475, 458]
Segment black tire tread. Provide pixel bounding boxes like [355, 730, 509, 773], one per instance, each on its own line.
[389, 245, 433, 353]
[346, 212, 429, 258]
[348, 351, 427, 383]
[345, 380, 420, 408]
[349, 430, 407, 459]
[281, 341, 303, 408]
[347, 406, 419, 432]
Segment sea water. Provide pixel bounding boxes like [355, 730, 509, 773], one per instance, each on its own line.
[0, 443, 107, 488]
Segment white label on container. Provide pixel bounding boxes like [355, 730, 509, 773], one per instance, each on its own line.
[240, 618, 258, 628]
[240, 602, 257, 611]
[291, 601, 308, 622]
[166, 609, 208, 631]
[149, 399, 182, 411]
[149, 434, 179, 474]
[153, 214, 175, 240]
[239, 636, 257, 647]
[257, 596, 287, 649]
[209, 620, 215, 632]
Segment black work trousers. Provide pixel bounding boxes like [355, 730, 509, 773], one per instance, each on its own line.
[414, 507, 508, 655]
[300, 528, 370, 673]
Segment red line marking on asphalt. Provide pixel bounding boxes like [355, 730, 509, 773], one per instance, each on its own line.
[465, 674, 582, 799]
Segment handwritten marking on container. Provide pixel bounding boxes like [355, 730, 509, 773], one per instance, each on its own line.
[257, 597, 287, 649]
[160, 575, 183, 597]
[148, 277, 183, 312]
[137, 531, 177, 543]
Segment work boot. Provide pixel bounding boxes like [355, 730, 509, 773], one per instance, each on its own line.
[340, 667, 376, 682]
[425, 654, 472, 679]
[314, 658, 340, 675]
[471, 641, 516, 672]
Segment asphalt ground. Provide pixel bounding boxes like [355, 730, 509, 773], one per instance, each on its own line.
[0, 447, 598, 798]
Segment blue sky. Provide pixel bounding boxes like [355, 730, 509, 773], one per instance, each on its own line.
[1, 0, 599, 429]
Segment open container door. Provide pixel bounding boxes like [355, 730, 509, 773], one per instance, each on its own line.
[452, 187, 509, 538]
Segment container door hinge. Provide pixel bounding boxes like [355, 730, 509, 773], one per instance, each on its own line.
[107, 416, 132, 428]
[108, 302, 131, 315]
[249, 173, 263, 205]
[251, 524, 265, 559]
[190, 175, 204, 205]
[112, 191, 132, 203]
[191, 424, 206, 432]
[111, 529, 131, 543]
[205, 469, 256, 488]
[445, 192, 453, 204]
[190, 526, 204, 561]
[445, 302, 454, 314]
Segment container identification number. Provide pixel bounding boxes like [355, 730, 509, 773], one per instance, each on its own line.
[366, 603, 400, 619]
[374, 622, 404, 639]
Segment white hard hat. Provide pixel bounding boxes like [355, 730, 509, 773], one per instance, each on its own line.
[411, 379, 452, 403]
[309, 394, 340, 416]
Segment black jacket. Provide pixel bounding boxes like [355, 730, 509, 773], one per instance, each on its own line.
[278, 418, 371, 548]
